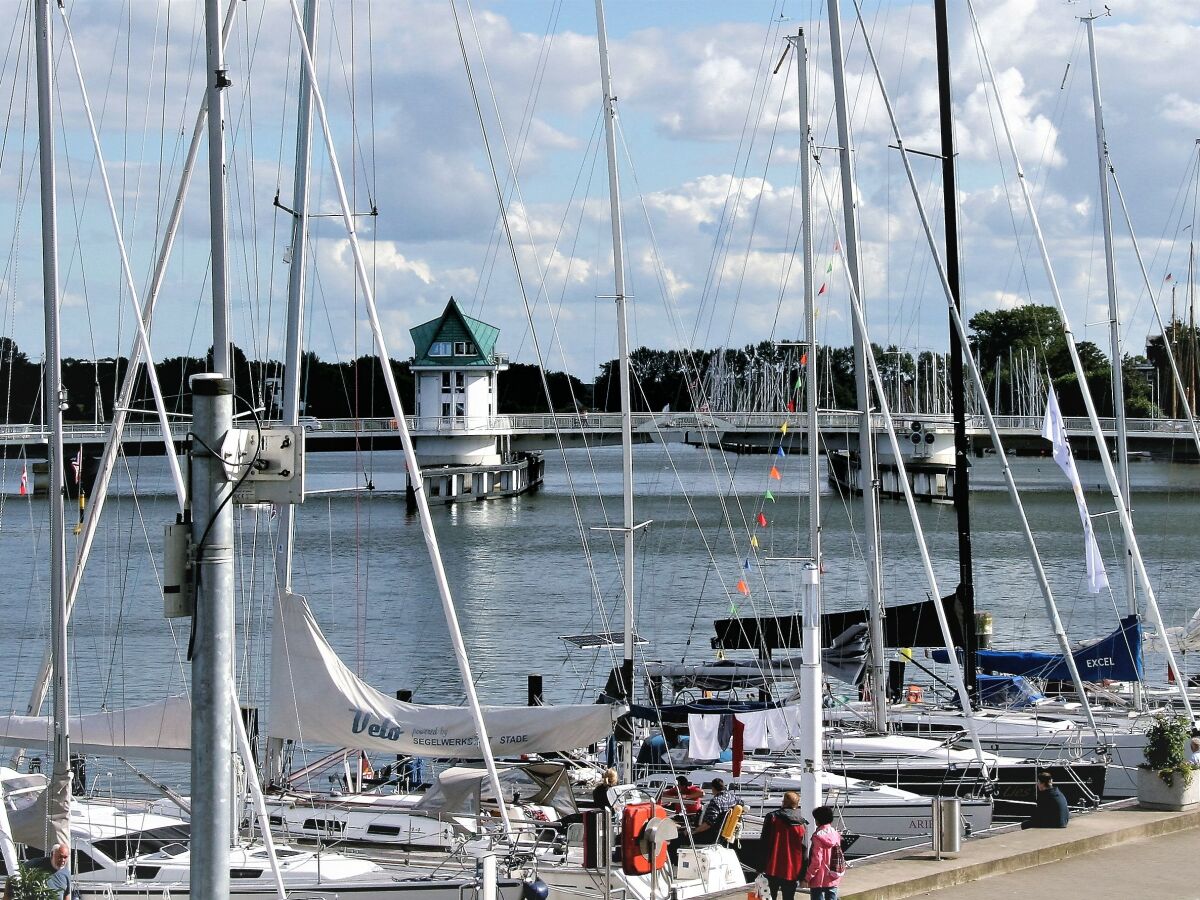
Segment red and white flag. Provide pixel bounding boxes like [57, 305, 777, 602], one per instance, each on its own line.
[19, 465, 28, 496]
[71, 448, 82, 485]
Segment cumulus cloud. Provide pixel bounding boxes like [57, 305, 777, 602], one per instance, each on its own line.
[0, 0, 1195, 378]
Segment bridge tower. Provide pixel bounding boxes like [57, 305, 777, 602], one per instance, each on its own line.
[406, 298, 540, 505]
[409, 297, 508, 466]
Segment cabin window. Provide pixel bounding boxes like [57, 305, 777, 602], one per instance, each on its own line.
[454, 341, 475, 356]
[368, 824, 402, 837]
[430, 341, 452, 357]
[231, 868, 264, 879]
[93, 825, 192, 862]
[301, 818, 345, 833]
[72, 849, 105, 874]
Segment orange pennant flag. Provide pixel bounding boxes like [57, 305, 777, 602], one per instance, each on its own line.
[770, 466, 781, 480]
[736, 580, 750, 596]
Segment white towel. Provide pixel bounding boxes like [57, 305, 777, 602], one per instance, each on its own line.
[764, 706, 803, 751]
[687, 713, 722, 760]
[735, 710, 769, 750]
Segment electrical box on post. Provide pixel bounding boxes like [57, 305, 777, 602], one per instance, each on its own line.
[163, 519, 193, 618]
[227, 425, 306, 506]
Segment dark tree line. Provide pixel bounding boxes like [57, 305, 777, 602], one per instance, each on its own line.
[0, 304, 1176, 424]
[0, 339, 587, 423]
[591, 306, 1165, 418]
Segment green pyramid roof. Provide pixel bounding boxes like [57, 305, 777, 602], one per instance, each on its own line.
[409, 298, 500, 367]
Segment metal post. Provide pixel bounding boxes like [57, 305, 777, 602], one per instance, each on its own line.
[827, 0, 887, 732]
[934, 0, 976, 696]
[1084, 16, 1136, 660]
[792, 28, 823, 833]
[190, 373, 235, 899]
[34, 0, 71, 850]
[206, 0, 231, 375]
[595, 0, 639, 779]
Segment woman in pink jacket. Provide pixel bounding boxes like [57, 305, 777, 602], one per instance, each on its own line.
[802, 805, 843, 900]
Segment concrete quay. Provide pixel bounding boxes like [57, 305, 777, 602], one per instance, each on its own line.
[841, 804, 1200, 900]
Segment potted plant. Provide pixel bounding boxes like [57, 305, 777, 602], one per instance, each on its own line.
[1137, 714, 1200, 811]
[4, 864, 60, 900]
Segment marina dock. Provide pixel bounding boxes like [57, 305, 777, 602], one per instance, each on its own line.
[843, 802, 1200, 899]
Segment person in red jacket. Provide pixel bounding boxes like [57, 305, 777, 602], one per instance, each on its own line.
[803, 805, 844, 900]
[760, 791, 807, 900]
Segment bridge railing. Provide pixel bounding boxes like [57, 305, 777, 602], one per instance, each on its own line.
[4, 411, 1198, 444]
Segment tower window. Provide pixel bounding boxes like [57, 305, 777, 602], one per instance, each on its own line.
[430, 341, 452, 357]
[454, 341, 476, 356]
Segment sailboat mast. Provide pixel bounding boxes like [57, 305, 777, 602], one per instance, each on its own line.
[1084, 15, 1135, 628]
[264, 0, 318, 786]
[594, 0, 639, 777]
[934, 0, 976, 696]
[34, 0, 71, 851]
[275, 0, 318, 593]
[827, 0, 887, 732]
[792, 27, 823, 832]
[207, 0, 232, 374]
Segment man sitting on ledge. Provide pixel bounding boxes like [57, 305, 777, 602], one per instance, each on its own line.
[1020, 770, 1069, 830]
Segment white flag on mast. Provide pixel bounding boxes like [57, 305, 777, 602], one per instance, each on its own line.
[1042, 388, 1108, 593]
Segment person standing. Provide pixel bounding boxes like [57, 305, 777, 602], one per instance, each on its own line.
[803, 805, 844, 900]
[693, 777, 742, 844]
[3, 843, 72, 900]
[760, 791, 807, 900]
[1020, 771, 1069, 830]
[1188, 737, 1200, 768]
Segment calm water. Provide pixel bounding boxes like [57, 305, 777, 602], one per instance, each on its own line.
[0, 444, 1198, 786]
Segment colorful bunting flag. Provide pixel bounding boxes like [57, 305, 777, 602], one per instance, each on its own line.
[826, 261, 833, 274]
[770, 466, 781, 480]
[780, 422, 788, 435]
[776, 446, 785, 458]
[834, 239, 841, 252]
[743, 558, 752, 571]
[736, 580, 750, 596]
[817, 282, 827, 296]
[19, 464, 27, 496]
[764, 490, 775, 502]
[750, 534, 760, 548]
[800, 353, 808, 367]
[787, 400, 795, 412]
[1165, 273, 1174, 283]
[757, 512, 768, 527]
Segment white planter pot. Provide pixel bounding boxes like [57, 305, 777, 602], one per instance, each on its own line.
[1137, 767, 1200, 811]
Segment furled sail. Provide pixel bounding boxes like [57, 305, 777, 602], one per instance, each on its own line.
[269, 593, 622, 757]
[0, 696, 191, 761]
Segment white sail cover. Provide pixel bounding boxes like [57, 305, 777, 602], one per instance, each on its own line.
[1144, 606, 1200, 653]
[269, 593, 621, 757]
[0, 696, 190, 761]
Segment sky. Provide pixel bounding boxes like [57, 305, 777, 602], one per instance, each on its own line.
[0, 0, 1198, 390]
